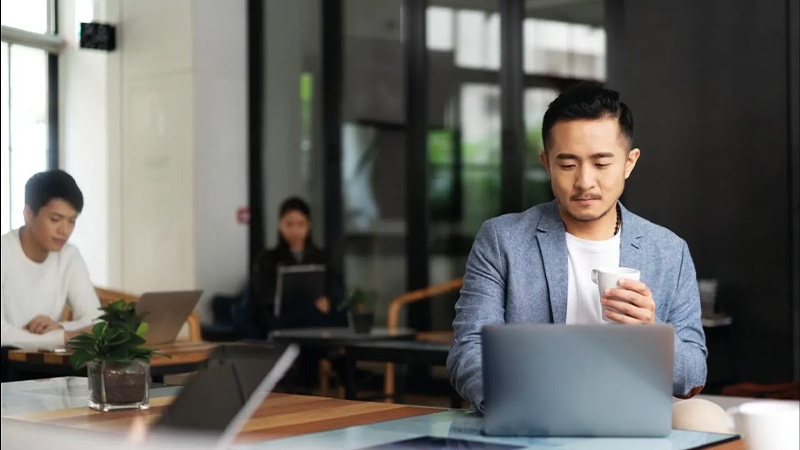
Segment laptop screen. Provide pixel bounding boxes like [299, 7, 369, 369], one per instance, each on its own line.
[151, 344, 299, 438]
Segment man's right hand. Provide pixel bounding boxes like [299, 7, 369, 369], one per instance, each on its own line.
[25, 315, 62, 334]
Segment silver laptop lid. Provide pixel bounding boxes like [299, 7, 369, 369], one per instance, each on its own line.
[482, 324, 674, 438]
[135, 290, 203, 345]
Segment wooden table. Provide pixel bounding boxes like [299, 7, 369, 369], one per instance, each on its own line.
[1, 378, 744, 449]
[4, 393, 745, 449]
[6, 341, 216, 382]
[5, 392, 437, 445]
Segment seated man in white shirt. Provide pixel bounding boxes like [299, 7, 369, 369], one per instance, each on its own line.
[1, 170, 101, 359]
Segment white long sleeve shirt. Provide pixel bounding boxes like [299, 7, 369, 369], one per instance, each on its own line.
[1, 229, 101, 349]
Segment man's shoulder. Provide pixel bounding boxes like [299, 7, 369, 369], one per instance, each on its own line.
[625, 209, 687, 248]
[483, 201, 554, 234]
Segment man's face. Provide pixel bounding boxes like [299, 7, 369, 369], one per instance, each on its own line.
[540, 118, 640, 224]
[23, 199, 79, 252]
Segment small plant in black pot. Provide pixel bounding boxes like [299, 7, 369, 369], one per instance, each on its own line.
[338, 288, 377, 334]
[68, 299, 163, 411]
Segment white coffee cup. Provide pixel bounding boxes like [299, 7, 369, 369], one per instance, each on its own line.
[590, 267, 641, 322]
[727, 401, 799, 450]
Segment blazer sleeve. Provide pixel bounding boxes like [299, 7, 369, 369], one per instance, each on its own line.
[664, 240, 708, 398]
[446, 220, 507, 412]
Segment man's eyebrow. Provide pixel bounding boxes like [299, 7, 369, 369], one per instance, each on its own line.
[554, 152, 615, 160]
[555, 153, 579, 160]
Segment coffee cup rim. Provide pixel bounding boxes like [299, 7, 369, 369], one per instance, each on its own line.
[593, 267, 640, 275]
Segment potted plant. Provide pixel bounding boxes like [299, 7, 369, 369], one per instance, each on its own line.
[68, 300, 158, 411]
[338, 288, 377, 334]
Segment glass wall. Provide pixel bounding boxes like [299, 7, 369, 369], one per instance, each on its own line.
[1, 0, 57, 233]
[523, 14, 606, 209]
[426, 2, 502, 331]
[341, 0, 406, 325]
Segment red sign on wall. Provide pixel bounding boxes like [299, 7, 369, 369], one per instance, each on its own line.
[236, 206, 250, 225]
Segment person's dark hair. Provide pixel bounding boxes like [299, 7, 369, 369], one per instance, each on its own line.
[275, 196, 316, 253]
[541, 82, 634, 151]
[25, 169, 84, 215]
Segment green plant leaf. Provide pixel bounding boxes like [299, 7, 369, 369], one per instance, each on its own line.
[135, 322, 149, 337]
[92, 322, 107, 337]
[107, 345, 129, 361]
[127, 333, 146, 346]
[70, 349, 95, 370]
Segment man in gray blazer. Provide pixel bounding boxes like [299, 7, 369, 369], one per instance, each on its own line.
[447, 83, 709, 418]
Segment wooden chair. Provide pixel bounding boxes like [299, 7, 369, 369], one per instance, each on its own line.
[383, 277, 463, 402]
[61, 287, 203, 342]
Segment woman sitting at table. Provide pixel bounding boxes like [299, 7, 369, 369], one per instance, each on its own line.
[251, 197, 347, 334]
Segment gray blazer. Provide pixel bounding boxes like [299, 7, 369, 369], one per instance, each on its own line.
[446, 200, 708, 411]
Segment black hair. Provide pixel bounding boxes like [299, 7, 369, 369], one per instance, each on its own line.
[25, 170, 84, 215]
[275, 196, 316, 253]
[541, 81, 634, 151]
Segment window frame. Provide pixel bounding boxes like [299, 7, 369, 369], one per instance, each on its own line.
[1, 0, 62, 233]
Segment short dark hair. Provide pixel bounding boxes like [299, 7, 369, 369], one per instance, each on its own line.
[25, 170, 84, 215]
[541, 82, 634, 151]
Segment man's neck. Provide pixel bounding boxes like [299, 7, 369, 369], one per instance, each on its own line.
[18, 227, 49, 263]
[559, 204, 619, 241]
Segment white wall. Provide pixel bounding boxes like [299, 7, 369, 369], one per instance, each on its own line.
[59, 0, 248, 321]
[192, 0, 249, 313]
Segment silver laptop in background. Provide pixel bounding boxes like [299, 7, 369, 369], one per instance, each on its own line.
[134, 290, 203, 345]
[481, 324, 675, 438]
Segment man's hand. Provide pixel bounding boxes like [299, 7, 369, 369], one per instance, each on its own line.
[315, 296, 331, 314]
[24, 315, 63, 334]
[601, 278, 656, 324]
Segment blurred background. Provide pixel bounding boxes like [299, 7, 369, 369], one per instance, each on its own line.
[1, 0, 798, 395]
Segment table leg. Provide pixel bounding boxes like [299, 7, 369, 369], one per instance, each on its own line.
[394, 364, 407, 404]
[344, 355, 357, 400]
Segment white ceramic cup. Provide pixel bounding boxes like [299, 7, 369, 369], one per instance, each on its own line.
[590, 267, 641, 322]
[727, 400, 800, 450]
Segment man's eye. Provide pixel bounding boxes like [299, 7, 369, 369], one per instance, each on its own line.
[560, 165, 576, 169]
[596, 163, 611, 168]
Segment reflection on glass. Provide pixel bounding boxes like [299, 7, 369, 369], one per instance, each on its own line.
[342, 0, 406, 326]
[427, 1, 501, 333]
[9, 44, 49, 230]
[0, 0, 50, 34]
[524, 19, 606, 79]
[524, 88, 559, 209]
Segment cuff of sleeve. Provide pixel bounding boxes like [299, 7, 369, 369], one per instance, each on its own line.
[43, 329, 67, 349]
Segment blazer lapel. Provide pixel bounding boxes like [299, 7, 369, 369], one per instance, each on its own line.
[618, 203, 646, 275]
[536, 202, 569, 323]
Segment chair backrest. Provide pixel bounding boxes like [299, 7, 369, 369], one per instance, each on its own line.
[61, 287, 203, 342]
[386, 277, 463, 332]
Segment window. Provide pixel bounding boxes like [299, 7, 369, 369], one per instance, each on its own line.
[1, 0, 60, 233]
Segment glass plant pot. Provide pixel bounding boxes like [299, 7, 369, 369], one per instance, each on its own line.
[87, 360, 150, 411]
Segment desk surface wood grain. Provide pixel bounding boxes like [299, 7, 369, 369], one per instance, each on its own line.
[7, 341, 215, 368]
[7, 393, 438, 444]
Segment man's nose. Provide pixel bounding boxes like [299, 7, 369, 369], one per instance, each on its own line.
[574, 166, 595, 190]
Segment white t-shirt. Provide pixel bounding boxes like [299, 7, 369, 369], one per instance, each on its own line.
[565, 231, 621, 324]
[1, 229, 101, 348]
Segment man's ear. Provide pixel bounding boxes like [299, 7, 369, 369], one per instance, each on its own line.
[539, 151, 551, 176]
[23, 205, 34, 225]
[624, 148, 641, 179]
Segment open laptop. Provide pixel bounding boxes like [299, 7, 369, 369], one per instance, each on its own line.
[149, 343, 300, 449]
[274, 264, 325, 317]
[135, 290, 203, 345]
[481, 324, 674, 438]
